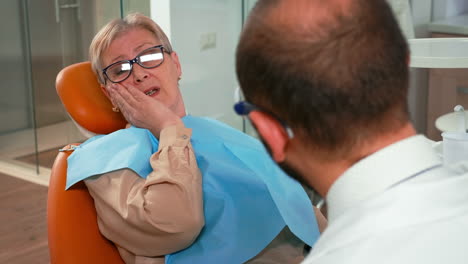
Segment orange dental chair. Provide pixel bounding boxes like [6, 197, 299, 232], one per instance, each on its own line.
[47, 62, 126, 263]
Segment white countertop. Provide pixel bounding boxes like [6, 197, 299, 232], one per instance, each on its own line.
[409, 38, 468, 68]
[429, 14, 468, 35]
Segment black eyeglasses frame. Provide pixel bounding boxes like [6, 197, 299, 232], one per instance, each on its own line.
[102, 45, 170, 84]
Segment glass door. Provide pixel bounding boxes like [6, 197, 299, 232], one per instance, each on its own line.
[0, 0, 39, 175]
[28, 0, 101, 172]
[0, 0, 120, 180]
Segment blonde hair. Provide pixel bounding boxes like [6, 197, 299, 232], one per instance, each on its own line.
[89, 12, 173, 84]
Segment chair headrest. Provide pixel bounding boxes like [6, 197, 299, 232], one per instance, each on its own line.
[56, 62, 126, 135]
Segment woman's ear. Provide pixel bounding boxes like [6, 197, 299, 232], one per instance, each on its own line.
[170, 51, 182, 78]
[249, 111, 289, 162]
[100, 84, 110, 99]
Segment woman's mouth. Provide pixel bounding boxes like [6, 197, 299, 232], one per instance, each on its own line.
[145, 88, 159, 96]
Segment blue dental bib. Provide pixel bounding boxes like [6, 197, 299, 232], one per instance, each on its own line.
[67, 116, 319, 263]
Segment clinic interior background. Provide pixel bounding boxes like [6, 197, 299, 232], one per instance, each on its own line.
[0, 0, 467, 183]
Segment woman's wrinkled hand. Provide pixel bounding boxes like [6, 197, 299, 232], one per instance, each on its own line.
[107, 83, 182, 138]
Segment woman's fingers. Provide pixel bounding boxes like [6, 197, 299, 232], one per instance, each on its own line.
[107, 84, 135, 120]
[106, 84, 123, 109]
[110, 83, 139, 108]
[125, 85, 147, 102]
[105, 83, 181, 138]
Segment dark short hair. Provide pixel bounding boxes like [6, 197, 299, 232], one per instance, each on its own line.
[236, 0, 410, 157]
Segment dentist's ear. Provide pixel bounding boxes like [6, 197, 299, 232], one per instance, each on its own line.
[249, 111, 289, 162]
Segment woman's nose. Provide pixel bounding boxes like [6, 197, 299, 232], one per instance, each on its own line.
[132, 64, 148, 83]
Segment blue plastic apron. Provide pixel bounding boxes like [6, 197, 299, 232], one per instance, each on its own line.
[67, 115, 320, 263]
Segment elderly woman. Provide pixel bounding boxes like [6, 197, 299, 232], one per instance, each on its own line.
[67, 13, 325, 264]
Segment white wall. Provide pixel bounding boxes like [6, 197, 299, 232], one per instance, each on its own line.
[432, 0, 468, 20]
[150, 0, 171, 40]
[151, 0, 244, 130]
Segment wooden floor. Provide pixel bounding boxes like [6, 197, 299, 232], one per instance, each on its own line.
[0, 172, 49, 263]
[15, 148, 60, 169]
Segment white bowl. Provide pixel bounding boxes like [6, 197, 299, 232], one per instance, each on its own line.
[435, 111, 468, 133]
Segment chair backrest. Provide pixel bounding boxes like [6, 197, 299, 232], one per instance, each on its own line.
[47, 62, 126, 263]
[56, 61, 126, 134]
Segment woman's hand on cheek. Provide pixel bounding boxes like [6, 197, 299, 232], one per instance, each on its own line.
[108, 84, 182, 138]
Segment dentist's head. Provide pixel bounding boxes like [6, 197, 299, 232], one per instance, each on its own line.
[235, 0, 414, 197]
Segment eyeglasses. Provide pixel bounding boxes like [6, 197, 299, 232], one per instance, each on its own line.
[102, 45, 170, 83]
[234, 101, 294, 138]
